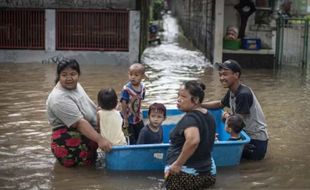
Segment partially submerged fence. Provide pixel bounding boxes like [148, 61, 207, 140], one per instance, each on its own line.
[0, 8, 130, 51]
[0, 9, 45, 49]
[56, 9, 129, 51]
[275, 17, 309, 68]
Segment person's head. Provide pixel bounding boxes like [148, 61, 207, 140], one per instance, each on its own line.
[225, 26, 238, 40]
[97, 88, 118, 110]
[225, 114, 245, 135]
[128, 63, 145, 87]
[216, 59, 241, 89]
[177, 80, 206, 112]
[55, 58, 81, 90]
[148, 103, 166, 128]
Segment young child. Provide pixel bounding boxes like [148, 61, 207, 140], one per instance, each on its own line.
[224, 113, 245, 141]
[120, 63, 146, 144]
[137, 103, 166, 144]
[97, 88, 127, 146]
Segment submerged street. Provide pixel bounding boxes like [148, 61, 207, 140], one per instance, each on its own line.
[0, 14, 310, 189]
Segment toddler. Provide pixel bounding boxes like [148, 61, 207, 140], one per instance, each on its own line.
[224, 113, 245, 141]
[97, 88, 127, 145]
[137, 103, 166, 144]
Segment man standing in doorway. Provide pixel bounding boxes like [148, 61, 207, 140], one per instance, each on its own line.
[202, 59, 268, 160]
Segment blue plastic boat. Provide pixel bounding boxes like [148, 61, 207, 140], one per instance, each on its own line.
[105, 108, 250, 171]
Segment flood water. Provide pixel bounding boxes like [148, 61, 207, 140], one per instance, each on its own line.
[1, 14, 310, 190]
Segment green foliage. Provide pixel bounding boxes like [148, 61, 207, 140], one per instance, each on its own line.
[152, 0, 164, 21]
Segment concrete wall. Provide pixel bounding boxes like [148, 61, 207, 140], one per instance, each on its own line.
[0, 10, 140, 64]
[170, 0, 215, 62]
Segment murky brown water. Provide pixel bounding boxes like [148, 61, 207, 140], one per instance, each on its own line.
[0, 61, 310, 190]
[1, 13, 310, 190]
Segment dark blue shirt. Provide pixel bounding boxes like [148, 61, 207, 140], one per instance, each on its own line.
[136, 124, 163, 144]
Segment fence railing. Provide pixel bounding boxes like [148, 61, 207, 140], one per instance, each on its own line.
[56, 9, 129, 51]
[0, 9, 45, 49]
[275, 17, 309, 68]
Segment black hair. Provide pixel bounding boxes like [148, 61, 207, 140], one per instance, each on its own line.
[183, 80, 206, 104]
[227, 114, 245, 133]
[55, 58, 80, 84]
[148, 103, 167, 118]
[97, 88, 118, 110]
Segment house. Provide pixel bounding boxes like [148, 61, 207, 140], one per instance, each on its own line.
[170, 0, 299, 68]
[0, 0, 151, 64]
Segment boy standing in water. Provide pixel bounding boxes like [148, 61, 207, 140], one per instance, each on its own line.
[137, 103, 166, 144]
[120, 63, 146, 144]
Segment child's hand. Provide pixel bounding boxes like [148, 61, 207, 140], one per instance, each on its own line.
[123, 120, 129, 128]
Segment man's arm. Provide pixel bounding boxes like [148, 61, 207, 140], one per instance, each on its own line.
[202, 100, 223, 109]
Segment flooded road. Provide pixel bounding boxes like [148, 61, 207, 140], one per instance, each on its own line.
[0, 14, 310, 189]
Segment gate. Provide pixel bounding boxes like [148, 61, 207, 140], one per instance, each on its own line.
[275, 17, 309, 68]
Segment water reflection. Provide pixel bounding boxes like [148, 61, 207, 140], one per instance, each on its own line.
[0, 14, 310, 190]
[142, 14, 211, 105]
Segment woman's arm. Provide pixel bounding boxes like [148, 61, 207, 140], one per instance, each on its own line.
[72, 118, 112, 152]
[169, 127, 200, 174]
[96, 111, 101, 133]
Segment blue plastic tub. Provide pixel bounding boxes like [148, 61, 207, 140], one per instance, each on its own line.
[105, 108, 250, 170]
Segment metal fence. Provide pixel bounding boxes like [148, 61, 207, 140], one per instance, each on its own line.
[56, 9, 129, 51]
[0, 9, 45, 49]
[275, 17, 309, 68]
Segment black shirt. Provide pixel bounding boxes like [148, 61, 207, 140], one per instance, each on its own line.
[166, 110, 216, 173]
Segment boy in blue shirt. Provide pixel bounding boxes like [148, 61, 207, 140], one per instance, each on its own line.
[120, 63, 146, 144]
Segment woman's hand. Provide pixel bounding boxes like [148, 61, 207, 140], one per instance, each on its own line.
[97, 137, 112, 152]
[75, 118, 112, 151]
[169, 162, 182, 175]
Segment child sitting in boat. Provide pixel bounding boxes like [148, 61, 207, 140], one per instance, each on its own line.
[97, 88, 127, 146]
[136, 103, 166, 144]
[223, 112, 245, 141]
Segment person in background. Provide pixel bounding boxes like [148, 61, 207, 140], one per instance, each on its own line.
[46, 58, 112, 167]
[120, 63, 146, 144]
[137, 103, 166, 144]
[165, 80, 216, 190]
[224, 25, 239, 40]
[97, 88, 127, 146]
[223, 113, 245, 141]
[202, 59, 268, 160]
